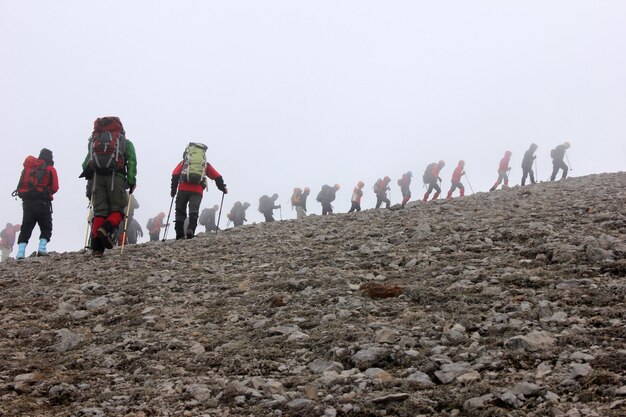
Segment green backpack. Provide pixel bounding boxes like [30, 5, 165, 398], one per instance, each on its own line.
[181, 143, 208, 185]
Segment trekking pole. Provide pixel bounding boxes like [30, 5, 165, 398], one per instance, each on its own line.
[565, 153, 573, 171]
[162, 195, 175, 241]
[215, 192, 225, 234]
[120, 196, 132, 255]
[83, 175, 97, 251]
[464, 173, 475, 195]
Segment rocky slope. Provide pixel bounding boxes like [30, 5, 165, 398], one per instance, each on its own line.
[1, 173, 625, 417]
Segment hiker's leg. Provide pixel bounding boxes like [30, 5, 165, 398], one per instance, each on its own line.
[550, 162, 559, 181]
[187, 193, 202, 236]
[560, 161, 568, 179]
[37, 201, 53, 242]
[174, 191, 190, 239]
[17, 200, 37, 244]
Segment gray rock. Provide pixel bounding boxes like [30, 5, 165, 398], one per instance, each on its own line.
[505, 331, 555, 351]
[51, 329, 84, 352]
[371, 393, 409, 403]
[464, 394, 494, 410]
[308, 359, 344, 374]
[351, 347, 390, 370]
[406, 371, 434, 386]
[286, 398, 314, 410]
[85, 296, 109, 311]
[511, 382, 541, 396]
[569, 363, 592, 379]
[435, 362, 472, 384]
[500, 391, 523, 408]
[76, 408, 105, 417]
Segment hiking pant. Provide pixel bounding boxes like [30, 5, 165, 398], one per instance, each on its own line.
[295, 206, 306, 219]
[18, 199, 53, 244]
[0, 246, 10, 262]
[149, 231, 160, 241]
[491, 170, 509, 190]
[447, 182, 465, 198]
[348, 201, 361, 213]
[423, 182, 441, 201]
[550, 160, 568, 181]
[175, 190, 202, 238]
[233, 220, 244, 227]
[401, 187, 411, 206]
[375, 195, 390, 209]
[263, 211, 275, 222]
[521, 166, 535, 185]
[321, 202, 333, 215]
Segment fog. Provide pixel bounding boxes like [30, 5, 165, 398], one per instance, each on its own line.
[1, 1, 625, 254]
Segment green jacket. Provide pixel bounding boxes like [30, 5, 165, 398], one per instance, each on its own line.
[82, 139, 137, 186]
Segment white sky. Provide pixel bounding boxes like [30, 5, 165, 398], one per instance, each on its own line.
[1, 1, 625, 253]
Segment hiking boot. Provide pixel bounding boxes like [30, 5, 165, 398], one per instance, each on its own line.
[92, 250, 104, 258]
[37, 238, 48, 256]
[186, 230, 195, 239]
[16, 243, 27, 260]
[97, 227, 115, 249]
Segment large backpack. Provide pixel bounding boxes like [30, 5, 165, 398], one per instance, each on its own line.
[146, 218, 155, 231]
[291, 188, 302, 207]
[550, 148, 556, 158]
[13, 156, 50, 199]
[88, 117, 127, 175]
[373, 179, 384, 194]
[258, 195, 272, 213]
[316, 185, 334, 203]
[423, 163, 436, 183]
[181, 142, 208, 185]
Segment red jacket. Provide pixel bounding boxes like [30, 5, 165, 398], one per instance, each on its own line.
[398, 174, 411, 189]
[172, 161, 222, 194]
[0, 225, 20, 249]
[431, 164, 442, 178]
[498, 155, 511, 172]
[451, 165, 464, 183]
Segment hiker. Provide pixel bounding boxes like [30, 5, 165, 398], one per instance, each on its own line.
[398, 172, 412, 207]
[422, 161, 445, 202]
[317, 184, 340, 215]
[550, 141, 571, 181]
[291, 187, 310, 219]
[447, 160, 466, 198]
[199, 205, 220, 232]
[13, 148, 59, 259]
[147, 212, 166, 241]
[80, 117, 136, 257]
[374, 176, 392, 209]
[259, 194, 280, 222]
[171, 143, 227, 239]
[117, 217, 143, 245]
[521, 143, 538, 186]
[490, 151, 512, 191]
[348, 181, 365, 212]
[0, 223, 21, 261]
[116, 195, 140, 245]
[228, 201, 251, 227]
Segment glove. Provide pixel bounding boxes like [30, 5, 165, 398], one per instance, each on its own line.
[129, 184, 136, 194]
[215, 177, 227, 193]
[170, 189, 176, 198]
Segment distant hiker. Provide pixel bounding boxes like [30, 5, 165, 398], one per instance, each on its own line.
[422, 161, 445, 202]
[374, 176, 392, 209]
[490, 151, 512, 191]
[0, 223, 21, 261]
[259, 194, 280, 222]
[317, 184, 340, 215]
[550, 141, 571, 181]
[147, 212, 166, 241]
[398, 172, 412, 207]
[199, 205, 220, 232]
[13, 148, 59, 259]
[117, 217, 143, 245]
[348, 181, 365, 213]
[80, 117, 136, 257]
[117, 195, 140, 245]
[171, 143, 227, 239]
[291, 187, 311, 219]
[447, 160, 465, 198]
[228, 201, 251, 227]
[521, 143, 538, 186]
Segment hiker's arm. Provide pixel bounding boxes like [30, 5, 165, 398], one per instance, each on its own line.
[49, 166, 59, 195]
[125, 141, 137, 186]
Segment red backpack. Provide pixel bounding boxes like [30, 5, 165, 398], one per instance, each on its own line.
[88, 117, 127, 174]
[13, 156, 50, 199]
